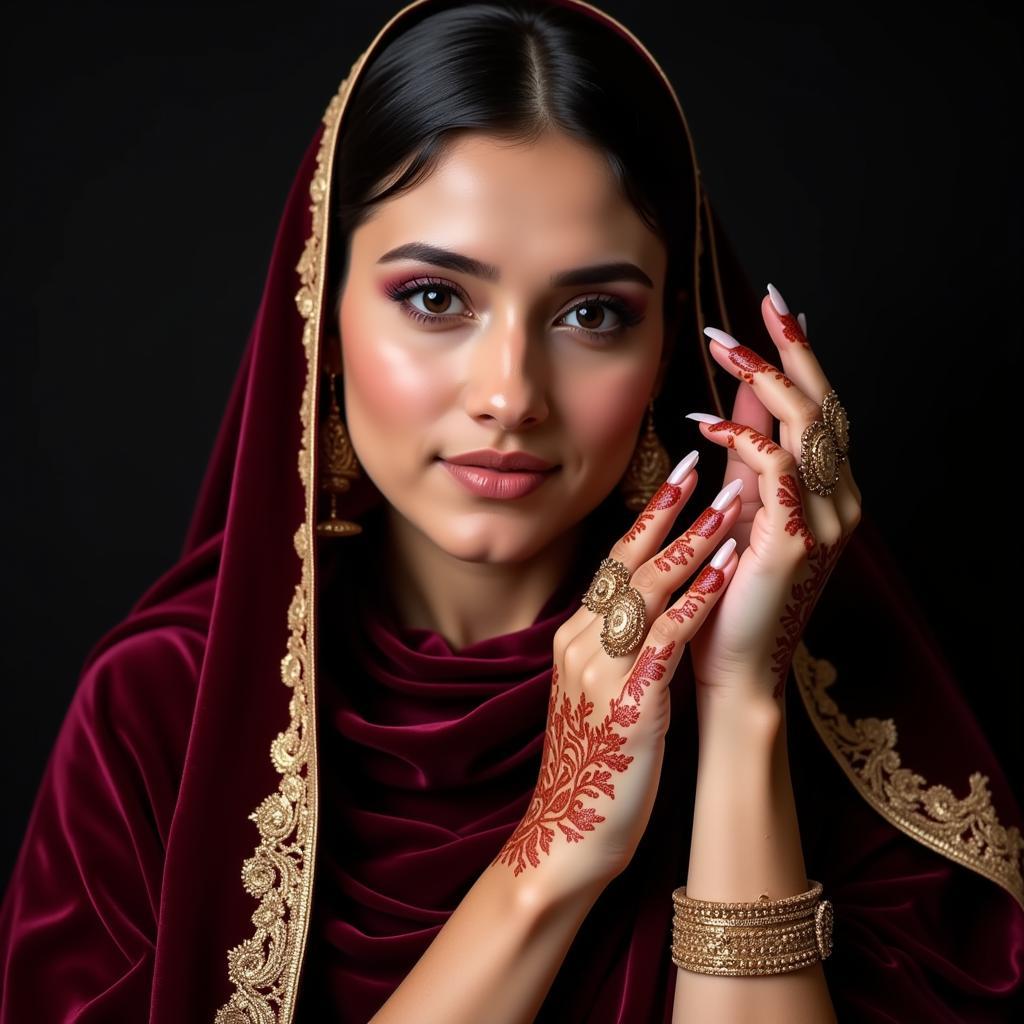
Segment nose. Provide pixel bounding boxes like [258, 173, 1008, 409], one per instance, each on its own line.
[463, 314, 549, 431]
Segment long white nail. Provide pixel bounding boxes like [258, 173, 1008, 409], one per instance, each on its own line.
[685, 412, 724, 424]
[797, 311, 807, 335]
[668, 449, 700, 484]
[711, 478, 744, 511]
[703, 326, 741, 348]
[767, 283, 789, 315]
[710, 536, 738, 569]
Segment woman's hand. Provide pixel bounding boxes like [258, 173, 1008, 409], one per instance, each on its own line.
[492, 458, 745, 897]
[686, 284, 863, 710]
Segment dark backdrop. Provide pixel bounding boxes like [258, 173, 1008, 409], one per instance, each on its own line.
[2, 0, 1021, 888]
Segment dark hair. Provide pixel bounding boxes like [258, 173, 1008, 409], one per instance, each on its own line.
[326, 0, 696, 373]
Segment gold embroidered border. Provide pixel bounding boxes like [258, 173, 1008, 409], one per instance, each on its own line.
[212, 59, 364, 1024]
[791, 640, 1024, 912]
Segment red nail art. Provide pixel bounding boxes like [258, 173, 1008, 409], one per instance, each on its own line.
[493, 644, 675, 874]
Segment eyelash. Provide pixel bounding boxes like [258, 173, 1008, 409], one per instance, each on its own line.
[384, 275, 645, 341]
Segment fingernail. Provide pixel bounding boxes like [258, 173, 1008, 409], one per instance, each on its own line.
[797, 311, 807, 335]
[703, 326, 741, 348]
[767, 283, 789, 315]
[668, 449, 700, 484]
[710, 536, 738, 569]
[711, 478, 744, 511]
[685, 411, 724, 424]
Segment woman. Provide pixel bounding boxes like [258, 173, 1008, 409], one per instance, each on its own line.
[1, 0, 1021, 1021]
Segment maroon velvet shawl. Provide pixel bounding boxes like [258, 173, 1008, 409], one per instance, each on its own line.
[1, 1, 1022, 1021]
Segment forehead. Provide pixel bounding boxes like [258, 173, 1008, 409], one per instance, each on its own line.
[354, 131, 666, 279]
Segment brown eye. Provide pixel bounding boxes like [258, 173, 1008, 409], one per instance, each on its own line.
[419, 286, 456, 315]
[385, 277, 471, 324]
[559, 295, 642, 340]
[571, 302, 608, 331]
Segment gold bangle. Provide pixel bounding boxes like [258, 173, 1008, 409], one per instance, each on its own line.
[670, 880, 833, 977]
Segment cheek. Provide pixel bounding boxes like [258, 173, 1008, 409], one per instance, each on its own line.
[339, 301, 450, 438]
[559, 363, 654, 459]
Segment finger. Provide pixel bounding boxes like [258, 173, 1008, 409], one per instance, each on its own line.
[563, 450, 701, 637]
[690, 415, 841, 552]
[619, 535, 740, 705]
[577, 476, 747, 663]
[763, 287, 862, 521]
[702, 325, 843, 525]
[615, 450, 701, 562]
[576, 535, 740, 741]
[706, 382, 770, 553]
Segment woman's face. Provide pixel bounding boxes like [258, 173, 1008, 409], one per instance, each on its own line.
[336, 129, 669, 564]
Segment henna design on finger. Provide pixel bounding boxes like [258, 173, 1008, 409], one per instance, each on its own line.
[665, 561, 725, 622]
[769, 538, 845, 700]
[779, 313, 810, 349]
[692, 564, 726, 595]
[777, 473, 814, 552]
[728, 346, 794, 388]
[493, 643, 675, 875]
[623, 481, 683, 544]
[706, 420, 781, 454]
[653, 508, 724, 573]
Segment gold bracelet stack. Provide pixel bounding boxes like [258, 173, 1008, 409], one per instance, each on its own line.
[671, 880, 833, 977]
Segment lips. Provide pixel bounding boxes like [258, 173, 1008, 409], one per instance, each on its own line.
[440, 448, 557, 472]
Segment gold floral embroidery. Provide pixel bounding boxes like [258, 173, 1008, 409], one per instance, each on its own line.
[791, 641, 1024, 912]
[213, 60, 363, 1024]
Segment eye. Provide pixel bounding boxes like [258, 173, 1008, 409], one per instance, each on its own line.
[385, 276, 472, 325]
[384, 276, 645, 341]
[557, 295, 644, 341]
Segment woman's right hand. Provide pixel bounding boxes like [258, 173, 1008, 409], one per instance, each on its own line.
[491, 456, 744, 899]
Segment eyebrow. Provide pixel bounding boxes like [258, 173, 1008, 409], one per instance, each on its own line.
[377, 241, 653, 289]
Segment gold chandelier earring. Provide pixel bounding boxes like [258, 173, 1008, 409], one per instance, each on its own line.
[316, 369, 363, 537]
[618, 397, 671, 511]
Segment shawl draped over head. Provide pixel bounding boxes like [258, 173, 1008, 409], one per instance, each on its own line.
[1, 1, 1022, 1021]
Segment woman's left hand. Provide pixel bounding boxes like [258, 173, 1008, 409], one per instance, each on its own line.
[685, 285, 863, 711]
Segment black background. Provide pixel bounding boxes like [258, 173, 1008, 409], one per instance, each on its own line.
[2, 0, 1021, 888]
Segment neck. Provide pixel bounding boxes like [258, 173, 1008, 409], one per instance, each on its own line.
[380, 507, 585, 651]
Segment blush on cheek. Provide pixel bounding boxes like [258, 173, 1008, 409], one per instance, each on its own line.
[562, 369, 650, 464]
[341, 305, 451, 431]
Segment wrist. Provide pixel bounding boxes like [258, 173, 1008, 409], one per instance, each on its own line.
[486, 855, 608, 932]
[695, 679, 783, 752]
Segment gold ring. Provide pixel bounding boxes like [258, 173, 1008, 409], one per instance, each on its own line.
[583, 557, 648, 658]
[820, 389, 850, 465]
[797, 420, 840, 497]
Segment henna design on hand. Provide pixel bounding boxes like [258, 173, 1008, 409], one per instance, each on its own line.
[653, 508, 724, 573]
[769, 539, 845, 700]
[727, 346, 794, 388]
[493, 644, 675, 875]
[778, 312, 811, 348]
[666, 562, 726, 622]
[623, 481, 683, 544]
[706, 420, 781, 454]
[777, 473, 814, 552]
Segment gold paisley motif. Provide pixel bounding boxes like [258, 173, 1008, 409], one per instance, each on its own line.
[791, 641, 1024, 912]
